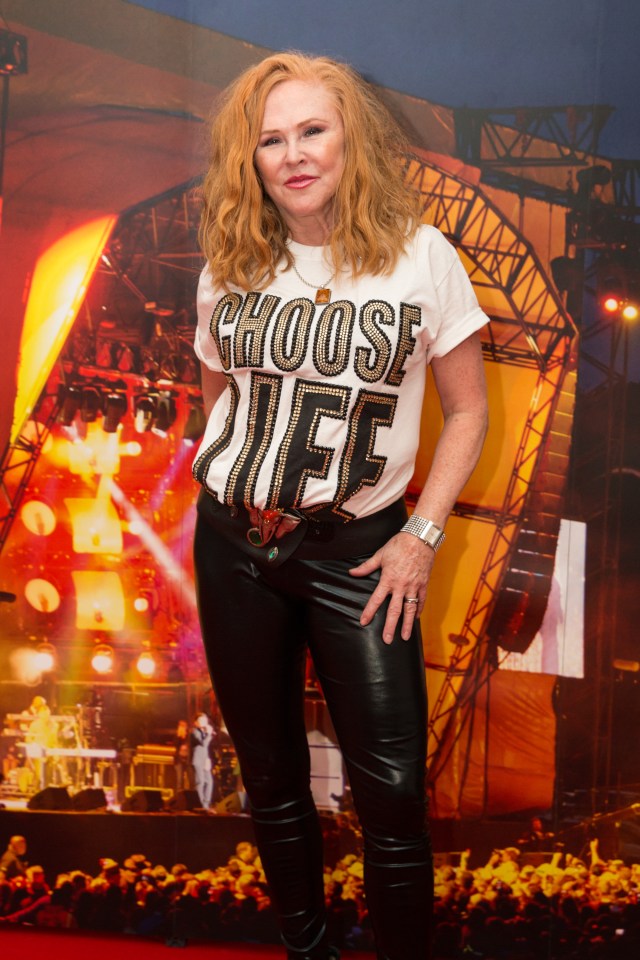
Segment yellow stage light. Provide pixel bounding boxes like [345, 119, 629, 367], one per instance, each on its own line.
[12, 215, 116, 445]
[91, 644, 114, 675]
[65, 497, 123, 554]
[133, 595, 149, 613]
[622, 303, 639, 322]
[67, 422, 122, 478]
[136, 651, 156, 678]
[9, 647, 46, 685]
[72, 571, 125, 631]
[25, 578, 61, 613]
[21, 500, 57, 536]
[34, 642, 56, 673]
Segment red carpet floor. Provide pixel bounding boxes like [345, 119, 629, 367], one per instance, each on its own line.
[0, 927, 372, 959]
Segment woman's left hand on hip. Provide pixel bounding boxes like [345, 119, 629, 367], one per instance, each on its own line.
[349, 533, 434, 644]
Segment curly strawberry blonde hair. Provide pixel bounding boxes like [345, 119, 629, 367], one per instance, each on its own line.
[199, 51, 421, 290]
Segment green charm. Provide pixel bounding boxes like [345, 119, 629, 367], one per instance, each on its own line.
[247, 527, 263, 547]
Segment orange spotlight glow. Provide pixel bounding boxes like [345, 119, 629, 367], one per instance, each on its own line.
[123, 441, 142, 457]
[134, 595, 150, 613]
[9, 647, 45, 685]
[91, 644, 114, 675]
[21, 501, 57, 536]
[34, 642, 56, 673]
[136, 651, 156, 678]
[25, 578, 61, 613]
[622, 303, 639, 321]
[12, 215, 116, 445]
[67, 422, 122, 478]
[603, 296, 621, 313]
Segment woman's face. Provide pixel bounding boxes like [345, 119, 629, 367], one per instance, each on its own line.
[254, 79, 345, 245]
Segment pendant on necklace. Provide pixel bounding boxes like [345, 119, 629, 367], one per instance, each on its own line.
[315, 288, 331, 305]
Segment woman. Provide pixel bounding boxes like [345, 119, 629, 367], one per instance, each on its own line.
[193, 52, 488, 960]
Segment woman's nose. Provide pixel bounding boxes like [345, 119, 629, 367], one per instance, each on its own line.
[284, 138, 304, 164]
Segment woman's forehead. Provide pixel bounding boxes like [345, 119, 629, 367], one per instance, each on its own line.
[261, 79, 339, 124]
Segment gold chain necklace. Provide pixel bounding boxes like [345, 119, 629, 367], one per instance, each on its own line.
[291, 261, 335, 305]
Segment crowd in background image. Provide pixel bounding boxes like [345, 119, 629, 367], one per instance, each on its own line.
[1, 831, 640, 957]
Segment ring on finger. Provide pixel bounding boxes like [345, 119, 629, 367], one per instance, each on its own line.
[404, 597, 419, 605]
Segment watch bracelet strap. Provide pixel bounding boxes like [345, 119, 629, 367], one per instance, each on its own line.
[401, 514, 446, 551]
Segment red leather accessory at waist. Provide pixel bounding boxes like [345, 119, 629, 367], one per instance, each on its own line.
[196, 490, 407, 567]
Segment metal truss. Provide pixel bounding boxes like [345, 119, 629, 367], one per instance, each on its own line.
[0, 389, 59, 553]
[611, 159, 640, 218]
[403, 153, 577, 796]
[454, 105, 613, 169]
[405, 155, 576, 370]
[428, 358, 576, 798]
[0, 182, 204, 558]
[62, 180, 204, 389]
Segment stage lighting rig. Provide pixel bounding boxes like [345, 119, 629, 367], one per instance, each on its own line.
[133, 389, 177, 435]
[91, 643, 114, 675]
[0, 30, 28, 75]
[136, 650, 157, 678]
[1, 31, 27, 236]
[102, 391, 128, 433]
[21, 500, 57, 536]
[80, 385, 102, 423]
[153, 391, 177, 437]
[57, 384, 82, 426]
[133, 393, 157, 433]
[144, 300, 175, 318]
[596, 251, 640, 321]
[34, 642, 56, 674]
[183, 400, 206, 445]
[25, 578, 61, 613]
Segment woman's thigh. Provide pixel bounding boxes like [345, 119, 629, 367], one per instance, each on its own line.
[298, 556, 428, 835]
[194, 519, 427, 823]
[193, 517, 311, 799]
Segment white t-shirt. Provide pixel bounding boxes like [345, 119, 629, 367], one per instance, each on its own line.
[193, 225, 487, 520]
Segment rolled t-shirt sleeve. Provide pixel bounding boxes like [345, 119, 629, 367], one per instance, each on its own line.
[426, 238, 489, 361]
[194, 265, 224, 372]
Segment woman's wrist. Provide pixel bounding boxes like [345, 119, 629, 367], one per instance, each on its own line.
[401, 515, 446, 553]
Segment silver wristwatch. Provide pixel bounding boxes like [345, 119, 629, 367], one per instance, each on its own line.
[401, 515, 446, 552]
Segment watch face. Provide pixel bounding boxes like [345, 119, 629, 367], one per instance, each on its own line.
[423, 524, 445, 550]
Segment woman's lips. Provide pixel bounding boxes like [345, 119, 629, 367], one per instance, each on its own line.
[285, 175, 318, 188]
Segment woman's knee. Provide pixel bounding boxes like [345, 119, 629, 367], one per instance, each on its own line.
[354, 769, 427, 842]
[241, 756, 312, 812]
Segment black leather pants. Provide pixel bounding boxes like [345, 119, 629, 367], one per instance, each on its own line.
[194, 513, 433, 959]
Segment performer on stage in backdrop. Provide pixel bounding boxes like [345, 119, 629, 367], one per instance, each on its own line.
[173, 719, 191, 792]
[189, 713, 214, 810]
[23, 697, 58, 790]
[517, 815, 556, 852]
[192, 52, 489, 959]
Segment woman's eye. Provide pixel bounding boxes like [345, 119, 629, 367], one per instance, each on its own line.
[261, 137, 280, 147]
[304, 126, 322, 137]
